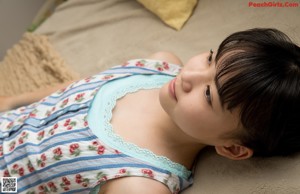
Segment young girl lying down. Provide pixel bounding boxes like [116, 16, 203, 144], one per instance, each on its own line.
[0, 28, 299, 194]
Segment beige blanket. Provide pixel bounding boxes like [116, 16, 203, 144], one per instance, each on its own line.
[0, 33, 79, 96]
[27, 0, 300, 193]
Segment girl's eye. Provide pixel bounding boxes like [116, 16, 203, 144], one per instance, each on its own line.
[205, 85, 212, 105]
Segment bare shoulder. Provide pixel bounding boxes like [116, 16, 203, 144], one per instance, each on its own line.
[98, 176, 171, 194]
[147, 51, 183, 66]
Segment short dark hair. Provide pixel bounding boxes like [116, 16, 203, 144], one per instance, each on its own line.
[215, 28, 300, 157]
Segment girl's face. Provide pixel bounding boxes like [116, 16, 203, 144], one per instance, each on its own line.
[159, 51, 240, 146]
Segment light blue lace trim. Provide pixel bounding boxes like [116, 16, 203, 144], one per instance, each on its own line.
[88, 74, 191, 179]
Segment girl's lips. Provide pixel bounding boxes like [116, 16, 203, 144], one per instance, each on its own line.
[168, 78, 177, 101]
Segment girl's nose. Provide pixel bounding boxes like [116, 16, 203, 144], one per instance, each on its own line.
[181, 67, 212, 93]
[181, 70, 202, 93]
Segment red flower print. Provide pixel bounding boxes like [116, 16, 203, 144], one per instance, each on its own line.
[19, 131, 29, 144]
[54, 123, 59, 129]
[58, 87, 67, 94]
[38, 184, 51, 194]
[75, 174, 90, 187]
[53, 147, 63, 160]
[13, 164, 19, 169]
[17, 115, 28, 122]
[3, 169, 10, 177]
[135, 61, 145, 67]
[100, 176, 108, 182]
[37, 153, 47, 168]
[64, 187, 70, 191]
[37, 130, 45, 141]
[49, 129, 55, 136]
[19, 167, 24, 176]
[85, 77, 91, 83]
[10, 163, 25, 176]
[41, 153, 47, 161]
[27, 161, 35, 173]
[163, 62, 169, 70]
[75, 93, 85, 102]
[96, 172, 108, 183]
[119, 169, 126, 174]
[75, 174, 82, 184]
[155, 62, 169, 72]
[63, 119, 77, 130]
[97, 145, 105, 155]
[88, 142, 105, 155]
[7, 121, 14, 129]
[69, 143, 81, 156]
[38, 185, 45, 191]
[75, 178, 82, 184]
[47, 181, 58, 192]
[45, 110, 51, 117]
[0, 145, 3, 157]
[9, 146, 15, 152]
[84, 121, 88, 127]
[49, 123, 59, 136]
[142, 169, 154, 178]
[47, 182, 54, 187]
[102, 75, 114, 80]
[157, 67, 164, 71]
[60, 98, 69, 108]
[63, 98, 69, 104]
[54, 147, 62, 155]
[60, 176, 71, 191]
[18, 137, 24, 144]
[29, 112, 36, 118]
[62, 177, 68, 182]
[41, 163, 45, 168]
[64, 119, 71, 126]
[76, 174, 82, 179]
[92, 141, 98, 146]
[70, 143, 79, 150]
[9, 141, 16, 151]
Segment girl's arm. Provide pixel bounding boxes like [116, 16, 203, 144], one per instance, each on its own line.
[0, 81, 74, 112]
[98, 177, 171, 194]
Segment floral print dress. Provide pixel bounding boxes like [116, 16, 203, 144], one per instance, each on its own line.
[0, 59, 192, 194]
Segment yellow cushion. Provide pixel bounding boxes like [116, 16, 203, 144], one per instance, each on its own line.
[137, 0, 198, 30]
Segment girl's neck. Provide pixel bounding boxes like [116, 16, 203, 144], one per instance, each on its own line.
[111, 88, 205, 169]
[153, 95, 206, 168]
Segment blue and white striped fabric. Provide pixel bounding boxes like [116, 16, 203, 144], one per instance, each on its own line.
[0, 59, 192, 194]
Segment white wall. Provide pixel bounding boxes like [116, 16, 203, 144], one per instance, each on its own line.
[0, 0, 46, 60]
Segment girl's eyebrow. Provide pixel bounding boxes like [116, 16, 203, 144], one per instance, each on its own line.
[208, 49, 213, 62]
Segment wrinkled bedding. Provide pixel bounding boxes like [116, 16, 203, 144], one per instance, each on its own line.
[33, 0, 300, 193]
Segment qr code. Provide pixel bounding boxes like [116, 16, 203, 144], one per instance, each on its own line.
[1, 177, 17, 193]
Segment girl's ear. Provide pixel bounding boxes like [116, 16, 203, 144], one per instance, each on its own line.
[215, 144, 253, 160]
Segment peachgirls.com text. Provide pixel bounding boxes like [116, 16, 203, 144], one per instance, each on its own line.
[248, 1, 299, 7]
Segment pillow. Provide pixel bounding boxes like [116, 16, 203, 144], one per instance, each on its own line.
[137, 0, 198, 30]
